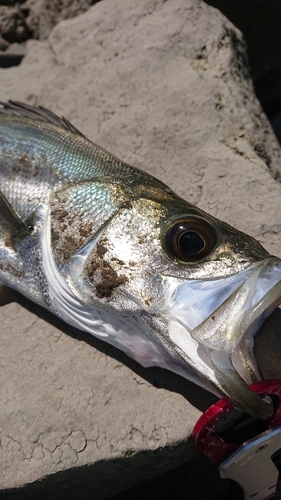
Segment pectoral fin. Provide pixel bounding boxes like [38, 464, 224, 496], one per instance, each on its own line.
[0, 191, 31, 248]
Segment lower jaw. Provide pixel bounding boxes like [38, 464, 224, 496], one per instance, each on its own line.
[231, 296, 281, 387]
[169, 306, 281, 419]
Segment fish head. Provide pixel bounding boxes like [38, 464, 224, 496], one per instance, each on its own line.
[57, 182, 281, 419]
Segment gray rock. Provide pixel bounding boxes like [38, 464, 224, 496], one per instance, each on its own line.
[205, 0, 281, 79]
[0, 5, 30, 44]
[5, 42, 26, 54]
[25, 0, 100, 41]
[0, 0, 281, 497]
[0, 0, 97, 56]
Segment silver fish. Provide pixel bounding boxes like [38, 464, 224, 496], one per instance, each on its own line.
[1, 101, 281, 419]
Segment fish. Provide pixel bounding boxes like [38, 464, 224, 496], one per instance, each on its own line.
[0, 101, 281, 420]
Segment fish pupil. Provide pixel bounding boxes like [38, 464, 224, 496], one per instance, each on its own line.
[178, 231, 204, 254]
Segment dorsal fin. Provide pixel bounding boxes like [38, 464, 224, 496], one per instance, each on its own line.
[0, 101, 87, 139]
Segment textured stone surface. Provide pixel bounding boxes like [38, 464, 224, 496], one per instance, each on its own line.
[0, 0, 96, 69]
[25, 0, 99, 41]
[205, 0, 281, 79]
[0, 5, 30, 43]
[0, 0, 281, 498]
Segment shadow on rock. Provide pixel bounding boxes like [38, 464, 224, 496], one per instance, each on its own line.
[0, 446, 242, 500]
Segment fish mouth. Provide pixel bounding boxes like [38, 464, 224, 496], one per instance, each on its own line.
[166, 257, 281, 419]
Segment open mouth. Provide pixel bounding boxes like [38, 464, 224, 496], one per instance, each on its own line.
[166, 257, 281, 419]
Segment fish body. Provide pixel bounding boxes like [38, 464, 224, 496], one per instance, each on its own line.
[1, 101, 281, 419]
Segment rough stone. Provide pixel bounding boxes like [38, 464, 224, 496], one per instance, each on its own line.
[24, 0, 100, 41]
[0, 0, 281, 498]
[0, 0, 96, 54]
[0, 5, 30, 44]
[205, 0, 281, 79]
[5, 42, 27, 54]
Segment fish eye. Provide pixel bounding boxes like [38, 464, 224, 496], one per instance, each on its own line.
[164, 217, 216, 262]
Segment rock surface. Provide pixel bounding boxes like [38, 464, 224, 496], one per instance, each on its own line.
[0, 0, 98, 68]
[205, 0, 281, 79]
[1, 0, 281, 498]
[0, 0, 97, 45]
[24, 0, 99, 41]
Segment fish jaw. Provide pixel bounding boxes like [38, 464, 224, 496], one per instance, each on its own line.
[165, 258, 281, 419]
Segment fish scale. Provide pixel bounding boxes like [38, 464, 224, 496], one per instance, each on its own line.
[0, 111, 150, 184]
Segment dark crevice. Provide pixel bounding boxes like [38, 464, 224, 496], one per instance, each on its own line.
[0, 52, 24, 67]
[204, 0, 281, 146]
[255, 69, 281, 144]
